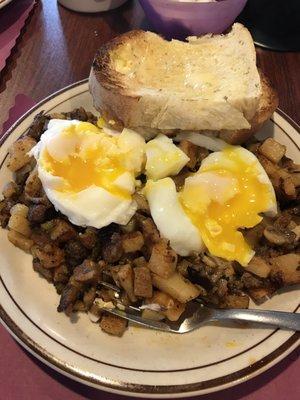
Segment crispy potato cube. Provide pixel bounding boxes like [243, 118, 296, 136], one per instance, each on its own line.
[100, 314, 127, 336]
[259, 138, 286, 164]
[245, 256, 271, 278]
[164, 301, 186, 322]
[148, 240, 177, 278]
[25, 169, 42, 198]
[149, 291, 175, 309]
[117, 264, 137, 302]
[148, 291, 185, 321]
[152, 272, 200, 303]
[270, 254, 300, 286]
[141, 309, 165, 321]
[8, 204, 31, 237]
[7, 136, 36, 172]
[2, 182, 19, 199]
[7, 230, 33, 252]
[282, 176, 297, 199]
[121, 231, 144, 253]
[134, 266, 153, 298]
[132, 256, 147, 268]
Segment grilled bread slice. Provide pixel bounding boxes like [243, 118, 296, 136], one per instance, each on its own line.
[89, 24, 278, 144]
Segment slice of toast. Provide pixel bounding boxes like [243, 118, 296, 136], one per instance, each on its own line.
[89, 24, 278, 144]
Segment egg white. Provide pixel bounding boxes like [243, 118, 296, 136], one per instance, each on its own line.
[31, 119, 143, 229]
[145, 178, 204, 256]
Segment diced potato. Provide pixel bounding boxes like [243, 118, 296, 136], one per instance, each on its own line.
[148, 240, 177, 278]
[270, 254, 300, 286]
[149, 291, 175, 309]
[121, 231, 144, 253]
[132, 256, 147, 268]
[282, 176, 297, 199]
[145, 135, 189, 180]
[100, 313, 127, 336]
[259, 138, 286, 163]
[2, 182, 19, 199]
[245, 256, 271, 278]
[25, 169, 42, 198]
[7, 136, 36, 172]
[8, 204, 31, 237]
[7, 230, 33, 252]
[141, 309, 165, 321]
[133, 266, 153, 298]
[164, 301, 186, 322]
[117, 264, 137, 303]
[148, 291, 186, 321]
[152, 272, 200, 303]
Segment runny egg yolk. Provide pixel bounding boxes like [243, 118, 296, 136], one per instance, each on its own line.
[41, 123, 130, 199]
[179, 147, 273, 266]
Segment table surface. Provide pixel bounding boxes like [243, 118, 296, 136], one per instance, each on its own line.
[0, 1, 299, 399]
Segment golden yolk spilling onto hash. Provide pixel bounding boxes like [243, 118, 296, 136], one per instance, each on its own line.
[41, 122, 131, 199]
[180, 147, 275, 265]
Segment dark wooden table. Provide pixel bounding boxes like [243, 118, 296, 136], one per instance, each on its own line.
[0, 0, 300, 131]
[0, 1, 299, 400]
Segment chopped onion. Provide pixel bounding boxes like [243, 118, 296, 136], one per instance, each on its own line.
[173, 132, 229, 152]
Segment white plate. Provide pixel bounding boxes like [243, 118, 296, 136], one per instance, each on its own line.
[0, 80, 299, 398]
[0, 0, 13, 10]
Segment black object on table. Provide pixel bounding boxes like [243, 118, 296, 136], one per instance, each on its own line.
[238, 0, 300, 52]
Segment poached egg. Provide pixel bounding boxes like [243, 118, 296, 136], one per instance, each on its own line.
[145, 146, 277, 265]
[30, 119, 145, 229]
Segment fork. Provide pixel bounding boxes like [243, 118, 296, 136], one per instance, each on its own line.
[99, 282, 300, 333]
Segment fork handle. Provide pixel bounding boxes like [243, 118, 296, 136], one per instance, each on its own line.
[212, 309, 300, 331]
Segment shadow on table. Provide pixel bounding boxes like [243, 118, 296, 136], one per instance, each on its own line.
[19, 344, 299, 400]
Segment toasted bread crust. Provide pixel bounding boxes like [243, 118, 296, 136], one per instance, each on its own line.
[89, 30, 278, 144]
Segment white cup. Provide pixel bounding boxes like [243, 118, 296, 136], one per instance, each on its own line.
[58, 0, 128, 13]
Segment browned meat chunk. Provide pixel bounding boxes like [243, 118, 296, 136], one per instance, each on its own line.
[219, 294, 250, 309]
[50, 219, 77, 242]
[117, 264, 136, 302]
[64, 240, 88, 267]
[133, 193, 150, 214]
[102, 233, 123, 263]
[178, 140, 200, 170]
[73, 260, 100, 283]
[79, 228, 98, 249]
[148, 240, 177, 278]
[31, 243, 64, 269]
[27, 204, 49, 224]
[53, 264, 70, 284]
[121, 231, 144, 253]
[139, 218, 160, 251]
[134, 266, 153, 298]
[33, 259, 53, 282]
[57, 284, 80, 315]
[26, 111, 50, 140]
[83, 287, 97, 310]
[99, 313, 127, 336]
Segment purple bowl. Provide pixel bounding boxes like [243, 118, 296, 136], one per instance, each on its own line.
[139, 0, 248, 39]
